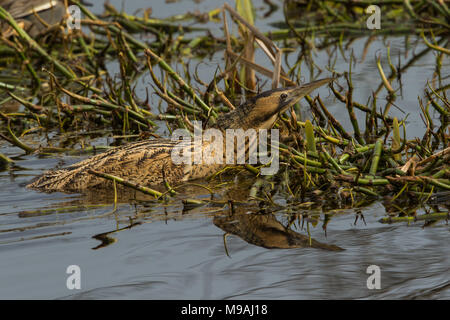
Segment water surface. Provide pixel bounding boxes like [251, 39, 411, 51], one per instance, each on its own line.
[0, 0, 449, 299]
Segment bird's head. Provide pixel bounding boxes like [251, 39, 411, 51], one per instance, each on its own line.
[217, 78, 333, 130]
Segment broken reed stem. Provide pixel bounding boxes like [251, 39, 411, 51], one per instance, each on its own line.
[369, 139, 383, 176]
[416, 147, 450, 167]
[7, 92, 46, 114]
[5, 119, 35, 153]
[0, 81, 27, 92]
[0, 152, 14, 164]
[392, 117, 402, 161]
[316, 96, 352, 140]
[223, 3, 278, 58]
[226, 50, 295, 86]
[376, 55, 395, 95]
[330, 83, 394, 122]
[304, 120, 317, 155]
[144, 48, 217, 118]
[87, 170, 163, 198]
[344, 73, 363, 145]
[379, 212, 449, 224]
[320, 146, 346, 175]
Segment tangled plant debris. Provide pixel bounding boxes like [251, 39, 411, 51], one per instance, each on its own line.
[0, 0, 448, 230]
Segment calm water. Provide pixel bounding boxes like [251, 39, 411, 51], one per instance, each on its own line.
[0, 0, 449, 299]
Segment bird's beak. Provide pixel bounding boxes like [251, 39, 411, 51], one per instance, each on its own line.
[279, 78, 334, 112]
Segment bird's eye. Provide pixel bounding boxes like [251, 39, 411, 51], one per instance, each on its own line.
[280, 93, 288, 100]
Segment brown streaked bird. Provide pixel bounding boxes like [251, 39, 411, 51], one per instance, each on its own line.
[0, 0, 66, 37]
[27, 78, 333, 193]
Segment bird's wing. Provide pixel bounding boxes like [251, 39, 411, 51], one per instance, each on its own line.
[27, 139, 191, 193]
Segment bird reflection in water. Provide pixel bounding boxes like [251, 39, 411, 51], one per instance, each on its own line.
[213, 204, 344, 253]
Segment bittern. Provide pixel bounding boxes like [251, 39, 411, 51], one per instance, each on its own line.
[27, 78, 332, 193]
[0, 0, 66, 37]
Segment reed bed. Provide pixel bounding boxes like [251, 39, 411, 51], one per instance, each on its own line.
[0, 0, 448, 225]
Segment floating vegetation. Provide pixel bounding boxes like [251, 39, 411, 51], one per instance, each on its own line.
[0, 0, 449, 235]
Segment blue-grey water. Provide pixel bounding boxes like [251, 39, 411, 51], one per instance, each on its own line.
[0, 0, 449, 299]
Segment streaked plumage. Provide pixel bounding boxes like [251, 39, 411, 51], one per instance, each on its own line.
[28, 78, 333, 193]
[29, 139, 225, 193]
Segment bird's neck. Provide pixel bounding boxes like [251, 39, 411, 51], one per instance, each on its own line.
[214, 103, 254, 131]
[214, 101, 277, 131]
